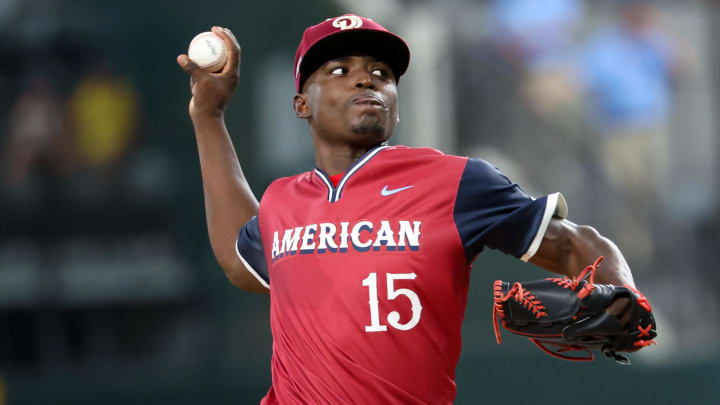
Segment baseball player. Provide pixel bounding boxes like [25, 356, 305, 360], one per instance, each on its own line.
[177, 15, 642, 404]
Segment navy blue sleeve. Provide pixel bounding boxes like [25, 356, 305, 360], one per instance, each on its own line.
[235, 216, 270, 289]
[453, 158, 567, 263]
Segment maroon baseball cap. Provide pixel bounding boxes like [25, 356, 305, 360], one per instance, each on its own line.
[294, 14, 410, 93]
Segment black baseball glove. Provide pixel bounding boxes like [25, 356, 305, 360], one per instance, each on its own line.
[492, 257, 656, 364]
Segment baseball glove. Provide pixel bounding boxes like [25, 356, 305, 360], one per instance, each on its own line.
[492, 257, 656, 365]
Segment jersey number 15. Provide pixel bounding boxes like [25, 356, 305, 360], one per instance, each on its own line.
[362, 273, 423, 332]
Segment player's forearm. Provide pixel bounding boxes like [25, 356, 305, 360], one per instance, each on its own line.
[531, 219, 636, 288]
[192, 113, 259, 269]
[566, 225, 636, 288]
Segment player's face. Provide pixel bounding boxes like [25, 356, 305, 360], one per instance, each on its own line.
[298, 55, 399, 147]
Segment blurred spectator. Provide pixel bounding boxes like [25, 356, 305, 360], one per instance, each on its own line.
[1, 72, 71, 195]
[489, 0, 586, 120]
[580, 2, 675, 132]
[578, 0, 676, 264]
[488, 0, 582, 69]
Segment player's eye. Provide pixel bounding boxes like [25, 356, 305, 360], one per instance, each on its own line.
[371, 68, 386, 77]
[330, 67, 346, 75]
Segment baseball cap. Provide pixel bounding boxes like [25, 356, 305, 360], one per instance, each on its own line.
[294, 14, 410, 93]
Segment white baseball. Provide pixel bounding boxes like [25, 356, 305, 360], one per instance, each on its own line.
[187, 32, 227, 72]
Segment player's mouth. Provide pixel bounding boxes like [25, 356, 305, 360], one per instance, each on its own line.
[351, 94, 387, 110]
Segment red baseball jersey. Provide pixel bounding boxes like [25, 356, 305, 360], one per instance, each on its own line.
[236, 145, 567, 404]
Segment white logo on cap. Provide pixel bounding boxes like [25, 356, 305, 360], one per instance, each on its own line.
[332, 15, 363, 30]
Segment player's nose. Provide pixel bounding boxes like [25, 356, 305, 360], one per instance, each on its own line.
[354, 73, 375, 89]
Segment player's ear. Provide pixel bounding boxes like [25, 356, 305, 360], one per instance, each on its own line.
[294, 94, 311, 119]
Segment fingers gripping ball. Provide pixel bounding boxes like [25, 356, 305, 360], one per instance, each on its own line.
[187, 32, 227, 72]
[492, 257, 657, 364]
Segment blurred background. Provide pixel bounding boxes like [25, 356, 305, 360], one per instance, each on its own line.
[0, 0, 718, 403]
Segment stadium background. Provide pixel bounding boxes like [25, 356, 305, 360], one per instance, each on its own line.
[0, 0, 718, 403]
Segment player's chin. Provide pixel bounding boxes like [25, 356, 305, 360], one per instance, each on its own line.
[350, 114, 387, 138]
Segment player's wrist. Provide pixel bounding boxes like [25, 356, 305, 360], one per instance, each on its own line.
[190, 109, 226, 131]
[190, 104, 225, 122]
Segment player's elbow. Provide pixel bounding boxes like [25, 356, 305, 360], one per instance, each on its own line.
[566, 223, 604, 254]
[219, 256, 269, 294]
[570, 224, 602, 245]
[208, 242, 263, 292]
[224, 266, 268, 293]
[544, 220, 599, 257]
[225, 269, 260, 292]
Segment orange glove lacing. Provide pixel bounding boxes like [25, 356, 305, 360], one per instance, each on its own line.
[546, 256, 604, 299]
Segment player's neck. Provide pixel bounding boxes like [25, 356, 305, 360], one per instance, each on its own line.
[313, 141, 382, 175]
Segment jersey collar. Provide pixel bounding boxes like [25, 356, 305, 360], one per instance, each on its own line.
[314, 144, 390, 203]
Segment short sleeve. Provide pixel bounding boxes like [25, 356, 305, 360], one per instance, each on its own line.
[453, 158, 568, 263]
[235, 216, 270, 289]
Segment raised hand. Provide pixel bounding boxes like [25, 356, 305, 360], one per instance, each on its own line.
[177, 26, 241, 118]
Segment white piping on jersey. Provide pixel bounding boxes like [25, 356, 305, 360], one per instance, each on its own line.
[314, 169, 334, 202]
[520, 192, 568, 262]
[235, 238, 270, 289]
[314, 145, 390, 203]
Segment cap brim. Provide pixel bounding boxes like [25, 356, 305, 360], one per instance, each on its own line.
[298, 29, 410, 92]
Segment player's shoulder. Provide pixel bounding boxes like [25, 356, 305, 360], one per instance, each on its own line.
[266, 170, 313, 189]
[383, 146, 512, 185]
[260, 170, 314, 200]
[383, 145, 449, 157]
[381, 145, 468, 164]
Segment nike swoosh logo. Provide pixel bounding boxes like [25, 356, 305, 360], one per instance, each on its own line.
[381, 185, 414, 196]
